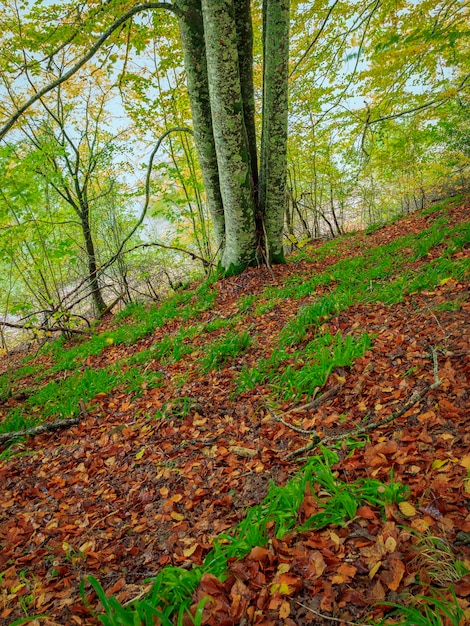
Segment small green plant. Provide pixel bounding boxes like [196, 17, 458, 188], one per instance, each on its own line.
[237, 294, 256, 313]
[238, 330, 371, 400]
[365, 221, 384, 235]
[200, 330, 251, 373]
[411, 535, 469, 585]
[9, 616, 49, 625]
[378, 588, 464, 625]
[433, 299, 464, 312]
[204, 315, 241, 333]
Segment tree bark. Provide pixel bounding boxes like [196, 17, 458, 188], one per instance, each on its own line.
[259, 0, 290, 263]
[80, 207, 107, 314]
[234, 0, 259, 202]
[175, 0, 226, 252]
[201, 0, 258, 274]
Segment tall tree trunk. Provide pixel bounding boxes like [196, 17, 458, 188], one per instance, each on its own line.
[201, 0, 257, 274]
[176, 0, 226, 252]
[234, 0, 258, 202]
[80, 207, 106, 314]
[259, 0, 290, 263]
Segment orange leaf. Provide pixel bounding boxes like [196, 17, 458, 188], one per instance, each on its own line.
[382, 558, 405, 591]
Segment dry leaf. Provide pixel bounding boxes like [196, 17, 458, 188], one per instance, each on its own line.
[228, 445, 257, 458]
[398, 501, 417, 517]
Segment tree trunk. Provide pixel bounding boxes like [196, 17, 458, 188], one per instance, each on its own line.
[201, 0, 258, 274]
[176, 0, 226, 252]
[234, 0, 259, 201]
[80, 208, 107, 314]
[176, 0, 290, 275]
[259, 0, 290, 263]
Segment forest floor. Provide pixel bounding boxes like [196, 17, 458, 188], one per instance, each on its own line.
[0, 196, 469, 626]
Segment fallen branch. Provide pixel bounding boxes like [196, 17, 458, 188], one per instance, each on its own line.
[0, 417, 81, 445]
[284, 384, 342, 415]
[0, 320, 87, 335]
[267, 384, 343, 436]
[296, 600, 370, 626]
[288, 351, 441, 459]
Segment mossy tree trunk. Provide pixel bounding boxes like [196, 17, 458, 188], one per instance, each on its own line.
[259, 0, 290, 264]
[175, 0, 290, 275]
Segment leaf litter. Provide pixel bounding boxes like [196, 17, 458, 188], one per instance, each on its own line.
[0, 200, 469, 625]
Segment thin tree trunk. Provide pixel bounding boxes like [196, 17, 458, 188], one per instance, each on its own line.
[259, 0, 290, 263]
[80, 208, 106, 314]
[201, 0, 257, 274]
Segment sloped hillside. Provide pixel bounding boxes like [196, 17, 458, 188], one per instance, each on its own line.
[0, 196, 469, 625]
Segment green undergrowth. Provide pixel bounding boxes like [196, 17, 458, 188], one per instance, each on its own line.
[0, 365, 163, 436]
[51, 281, 218, 372]
[246, 219, 469, 348]
[0, 364, 39, 402]
[378, 588, 464, 625]
[200, 330, 252, 373]
[237, 329, 371, 400]
[85, 448, 409, 625]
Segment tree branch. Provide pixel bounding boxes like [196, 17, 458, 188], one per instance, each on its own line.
[121, 241, 214, 268]
[0, 417, 81, 445]
[288, 353, 442, 459]
[0, 3, 179, 141]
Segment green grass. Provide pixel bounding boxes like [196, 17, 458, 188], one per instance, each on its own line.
[50, 281, 218, 372]
[237, 294, 256, 313]
[0, 365, 163, 435]
[0, 365, 40, 402]
[378, 588, 464, 625]
[200, 330, 252, 373]
[237, 329, 371, 400]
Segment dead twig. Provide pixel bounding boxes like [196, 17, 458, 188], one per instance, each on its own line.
[288, 352, 442, 459]
[296, 600, 371, 626]
[265, 404, 319, 435]
[266, 384, 342, 435]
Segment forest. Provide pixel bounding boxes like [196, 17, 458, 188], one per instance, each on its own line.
[0, 0, 469, 625]
[0, 0, 468, 334]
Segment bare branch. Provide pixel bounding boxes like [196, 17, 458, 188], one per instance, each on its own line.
[0, 3, 179, 141]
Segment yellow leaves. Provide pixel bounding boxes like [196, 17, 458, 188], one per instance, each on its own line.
[276, 563, 291, 575]
[135, 447, 145, 460]
[459, 455, 470, 469]
[432, 458, 449, 470]
[398, 501, 417, 517]
[369, 561, 382, 579]
[279, 600, 291, 619]
[384, 536, 397, 553]
[439, 277, 455, 285]
[182, 543, 199, 558]
[79, 540, 94, 554]
[170, 511, 184, 521]
[411, 517, 431, 533]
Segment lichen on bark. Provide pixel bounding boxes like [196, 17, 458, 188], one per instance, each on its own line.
[175, 0, 225, 251]
[201, 0, 257, 271]
[259, 0, 290, 263]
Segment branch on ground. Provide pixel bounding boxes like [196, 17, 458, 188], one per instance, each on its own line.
[0, 417, 81, 445]
[287, 350, 441, 459]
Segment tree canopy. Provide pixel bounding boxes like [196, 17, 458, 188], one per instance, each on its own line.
[0, 0, 468, 336]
